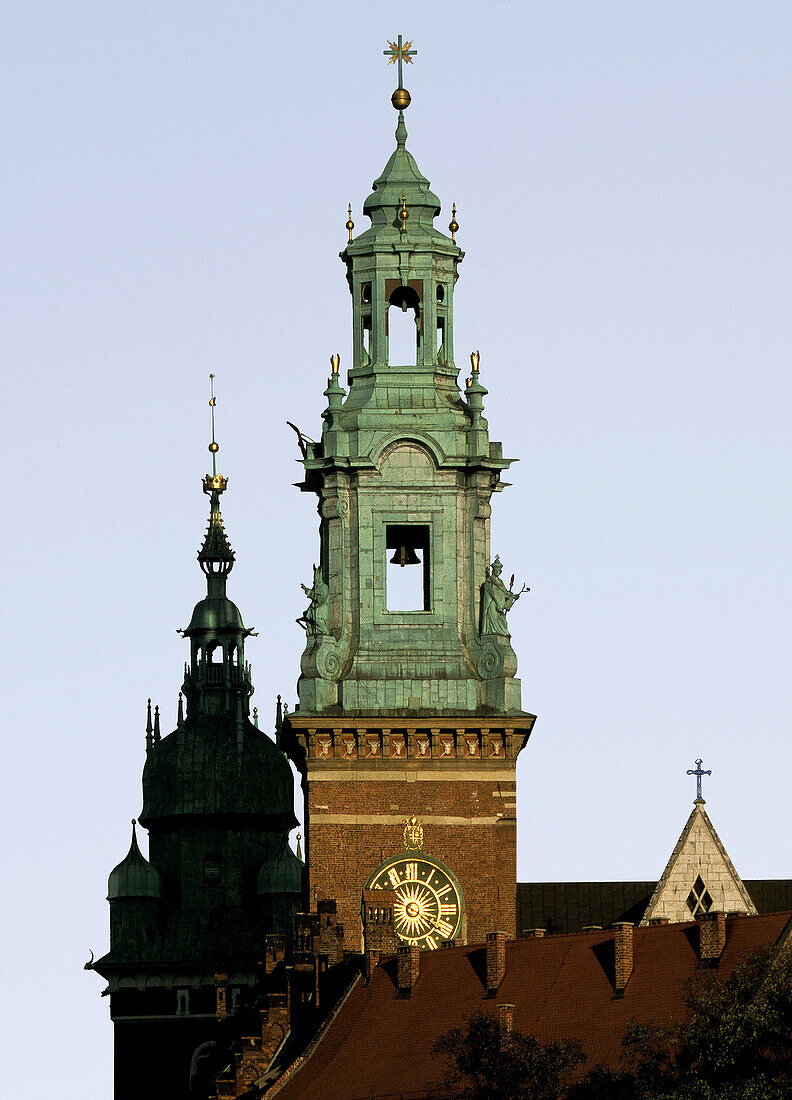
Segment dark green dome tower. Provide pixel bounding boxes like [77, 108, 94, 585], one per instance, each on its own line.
[93, 404, 300, 1100]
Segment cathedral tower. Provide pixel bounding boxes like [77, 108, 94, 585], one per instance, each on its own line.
[282, 47, 535, 949]
[94, 421, 301, 1100]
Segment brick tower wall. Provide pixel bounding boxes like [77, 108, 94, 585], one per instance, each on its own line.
[288, 717, 531, 949]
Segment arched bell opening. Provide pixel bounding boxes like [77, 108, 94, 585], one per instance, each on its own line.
[206, 642, 223, 665]
[386, 285, 421, 366]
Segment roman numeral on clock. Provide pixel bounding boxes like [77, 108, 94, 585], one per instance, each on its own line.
[388, 868, 400, 887]
[440, 904, 457, 916]
[436, 919, 454, 937]
[405, 862, 418, 881]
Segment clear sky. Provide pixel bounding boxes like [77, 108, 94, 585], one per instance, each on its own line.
[4, 2, 792, 1094]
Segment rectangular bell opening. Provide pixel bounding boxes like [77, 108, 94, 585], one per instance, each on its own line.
[385, 524, 430, 612]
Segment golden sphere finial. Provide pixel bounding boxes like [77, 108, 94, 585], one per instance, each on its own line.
[449, 203, 459, 243]
[345, 203, 354, 242]
[399, 191, 408, 233]
[209, 441, 219, 454]
[391, 87, 411, 111]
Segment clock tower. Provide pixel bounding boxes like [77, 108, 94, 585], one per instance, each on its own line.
[281, 51, 535, 949]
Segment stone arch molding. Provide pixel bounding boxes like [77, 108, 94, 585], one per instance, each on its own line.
[372, 432, 445, 470]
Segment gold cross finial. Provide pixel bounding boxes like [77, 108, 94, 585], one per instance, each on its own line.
[385, 36, 416, 111]
[384, 36, 416, 88]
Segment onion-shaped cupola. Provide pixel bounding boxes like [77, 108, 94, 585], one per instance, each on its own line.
[108, 820, 161, 900]
[257, 834, 303, 897]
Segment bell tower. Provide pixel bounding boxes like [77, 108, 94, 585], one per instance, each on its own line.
[282, 43, 535, 949]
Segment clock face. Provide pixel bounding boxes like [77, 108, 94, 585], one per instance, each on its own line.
[366, 853, 463, 949]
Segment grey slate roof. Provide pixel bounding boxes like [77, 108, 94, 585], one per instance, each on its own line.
[517, 879, 792, 934]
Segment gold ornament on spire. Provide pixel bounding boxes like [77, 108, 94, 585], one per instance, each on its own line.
[346, 203, 354, 242]
[384, 36, 416, 110]
[203, 373, 228, 494]
[449, 203, 459, 243]
[330, 353, 340, 375]
[400, 191, 408, 233]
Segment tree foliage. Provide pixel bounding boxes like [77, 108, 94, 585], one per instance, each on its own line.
[432, 1010, 585, 1100]
[570, 945, 792, 1100]
[433, 946, 792, 1100]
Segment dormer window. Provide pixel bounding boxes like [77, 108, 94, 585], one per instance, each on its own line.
[203, 853, 221, 884]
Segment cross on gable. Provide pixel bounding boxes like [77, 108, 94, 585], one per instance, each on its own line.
[384, 35, 417, 90]
[687, 758, 712, 801]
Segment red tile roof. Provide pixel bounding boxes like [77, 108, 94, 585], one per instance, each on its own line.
[270, 912, 792, 1100]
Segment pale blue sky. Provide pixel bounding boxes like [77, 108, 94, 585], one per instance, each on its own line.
[4, 2, 792, 1094]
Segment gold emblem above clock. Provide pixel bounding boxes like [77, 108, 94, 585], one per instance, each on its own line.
[365, 823, 464, 950]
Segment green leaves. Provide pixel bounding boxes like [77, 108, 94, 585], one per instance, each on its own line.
[432, 1011, 585, 1100]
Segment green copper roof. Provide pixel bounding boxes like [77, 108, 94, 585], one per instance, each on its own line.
[349, 113, 453, 249]
[198, 490, 235, 572]
[140, 713, 297, 825]
[107, 823, 161, 900]
[184, 594, 245, 634]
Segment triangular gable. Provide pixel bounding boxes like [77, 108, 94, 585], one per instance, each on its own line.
[641, 801, 757, 925]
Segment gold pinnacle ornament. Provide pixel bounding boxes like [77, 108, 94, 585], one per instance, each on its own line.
[203, 373, 227, 494]
[346, 203, 354, 242]
[449, 202, 459, 243]
[400, 191, 408, 233]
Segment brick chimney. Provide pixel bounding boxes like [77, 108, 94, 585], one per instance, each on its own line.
[397, 944, 420, 997]
[613, 922, 633, 996]
[698, 911, 727, 962]
[486, 932, 508, 994]
[498, 1003, 515, 1033]
[362, 887, 399, 981]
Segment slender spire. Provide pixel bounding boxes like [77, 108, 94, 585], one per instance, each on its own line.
[198, 375, 235, 585]
[153, 705, 161, 743]
[145, 699, 153, 752]
[177, 692, 184, 728]
[296, 832, 302, 861]
[209, 373, 218, 478]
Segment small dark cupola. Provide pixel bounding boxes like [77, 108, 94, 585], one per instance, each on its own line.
[256, 834, 304, 944]
[108, 820, 161, 900]
[257, 836, 303, 897]
[106, 821, 161, 961]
